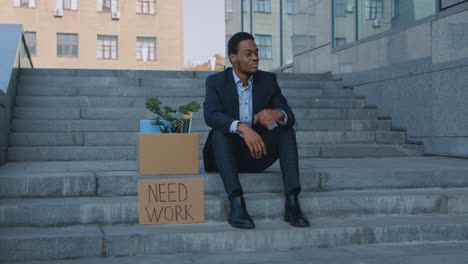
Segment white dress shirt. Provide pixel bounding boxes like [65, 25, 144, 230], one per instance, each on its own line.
[229, 70, 287, 133]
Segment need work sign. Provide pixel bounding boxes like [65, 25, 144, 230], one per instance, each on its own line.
[138, 178, 205, 225]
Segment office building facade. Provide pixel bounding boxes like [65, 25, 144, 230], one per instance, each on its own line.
[226, 0, 468, 157]
[0, 0, 184, 70]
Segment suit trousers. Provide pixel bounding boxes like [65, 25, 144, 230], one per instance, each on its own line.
[209, 126, 301, 199]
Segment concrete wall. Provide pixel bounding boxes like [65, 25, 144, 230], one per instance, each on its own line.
[295, 4, 468, 157]
[0, 0, 184, 70]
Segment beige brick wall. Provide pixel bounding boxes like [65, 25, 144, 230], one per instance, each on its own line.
[0, 0, 184, 70]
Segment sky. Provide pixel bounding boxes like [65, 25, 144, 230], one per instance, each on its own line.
[183, 0, 226, 67]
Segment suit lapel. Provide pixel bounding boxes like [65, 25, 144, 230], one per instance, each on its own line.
[252, 71, 263, 115]
[226, 68, 240, 119]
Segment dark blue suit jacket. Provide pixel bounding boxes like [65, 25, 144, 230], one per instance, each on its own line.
[203, 67, 295, 171]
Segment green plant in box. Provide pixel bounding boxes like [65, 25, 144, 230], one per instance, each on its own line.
[145, 97, 201, 133]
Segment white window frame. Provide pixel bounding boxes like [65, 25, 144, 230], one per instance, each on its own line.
[13, 0, 36, 8]
[57, 33, 79, 58]
[365, 0, 383, 20]
[59, 0, 79, 10]
[136, 37, 157, 61]
[254, 0, 271, 13]
[97, 35, 118, 60]
[136, 0, 156, 15]
[97, 0, 118, 12]
[255, 34, 273, 59]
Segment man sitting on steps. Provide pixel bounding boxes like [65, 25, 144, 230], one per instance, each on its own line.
[203, 32, 310, 229]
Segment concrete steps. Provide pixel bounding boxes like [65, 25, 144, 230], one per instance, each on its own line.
[7, 143, 423, 161]
[19, 69, 331, 81]
[18, 69, 219, 79]
[13, 107, 379, 120]
[10, 119, 392, 132]
[17, 76, 340, 90]
[2, 70, 450, 262]
[8, 69, 421, 161]
[1, 156, 467, 262]
[1, 188, 468, 227]
[2, 158, 467, 198]
[78, 215, 468, 256]
[8, 130, 406, 147]
[15, 95, 366, 109]
[4, 241, 468, 264]
[1, 215, 468, 262]
[17, 82, 355, 97]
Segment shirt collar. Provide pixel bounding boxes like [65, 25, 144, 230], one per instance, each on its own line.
[232, 69, 253, 88]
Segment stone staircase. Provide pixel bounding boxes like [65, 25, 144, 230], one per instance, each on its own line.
[7, 69, 422, 161]
[1, 69, 468, 263]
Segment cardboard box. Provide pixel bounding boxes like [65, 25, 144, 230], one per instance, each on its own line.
[138, 178, 205, 225]
[138, 133, 199, 175]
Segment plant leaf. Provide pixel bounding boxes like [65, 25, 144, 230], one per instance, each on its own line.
[178, 101, 201, 115]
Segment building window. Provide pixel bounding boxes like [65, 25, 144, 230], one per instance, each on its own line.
[97, 35, 118, 60]
[136, 37, 156, 61]
[13, 0, 36, 8]
[391, 0, 399, 18]
[24, 32, 36, 57]
[254, 0, 271, 13]
[335, 37, 347, 48]
[334, 0, 348, 17]
[292, 34, 315, 55]
[57, 33, 78, 57]
[242, 0, 248, 13]
[255, 34, 272, 59]
[98, 0, 118, 12]
[136, 0, 156, 15]
[287, 0, 295, 14]
[365, 0, 383, 20]
[296, 0, 316, 16]
[62, 0, 79, 10]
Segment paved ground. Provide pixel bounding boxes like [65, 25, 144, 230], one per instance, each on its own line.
[3, 241, 468, 264]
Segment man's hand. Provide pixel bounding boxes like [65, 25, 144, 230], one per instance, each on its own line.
[254, 109, 284, 128]
[237, 123, 267, 159]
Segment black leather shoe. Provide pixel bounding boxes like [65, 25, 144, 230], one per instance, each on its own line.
[284, 193, 310, 227]
[228, 196, 255, 229]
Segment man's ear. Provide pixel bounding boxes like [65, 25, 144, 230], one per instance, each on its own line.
[229, 53, 237, 64]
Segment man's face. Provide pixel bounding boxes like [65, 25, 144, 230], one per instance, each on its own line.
[230, 39, 259, 75]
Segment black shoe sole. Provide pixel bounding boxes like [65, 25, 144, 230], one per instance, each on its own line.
[230, 223, 256, 229]
[229, 220, 255, 229]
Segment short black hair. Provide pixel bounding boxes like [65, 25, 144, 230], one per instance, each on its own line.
[228, 32, 254, 58]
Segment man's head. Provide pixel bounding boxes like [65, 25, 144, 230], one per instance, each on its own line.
[228, 32, 259, 76]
